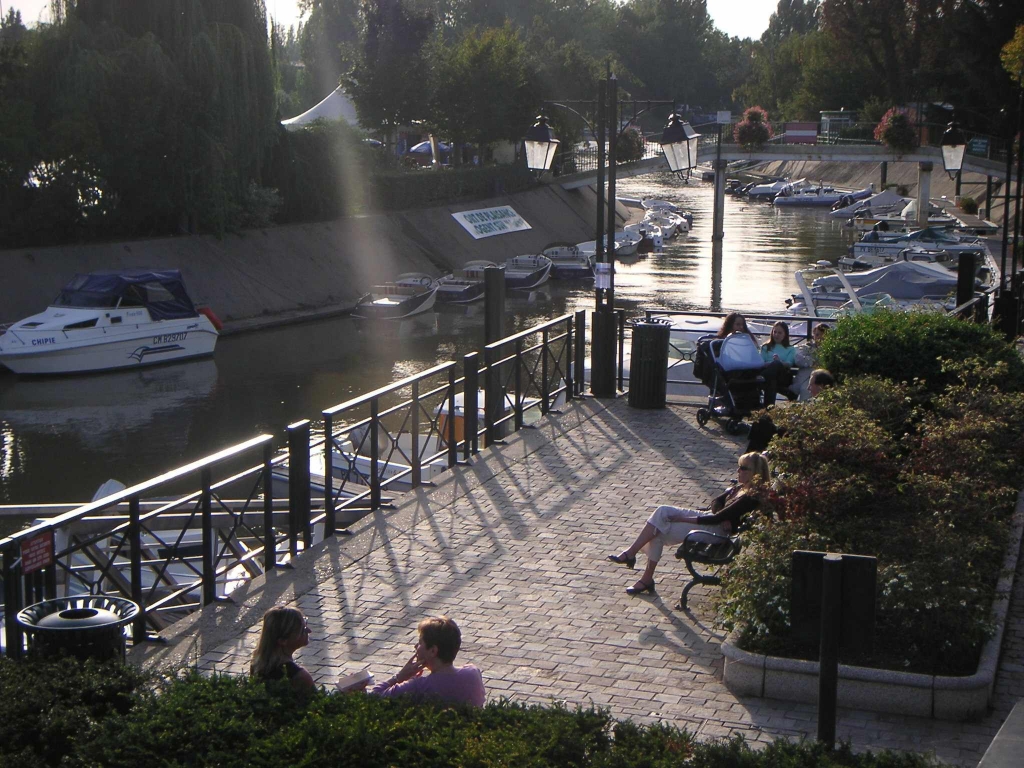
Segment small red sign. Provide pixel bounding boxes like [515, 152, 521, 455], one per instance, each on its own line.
[21, 531, 54, 575]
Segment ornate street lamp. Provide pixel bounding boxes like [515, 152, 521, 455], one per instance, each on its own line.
[523, 114, 560, 174]
[660, 113, 701, 178]
[940, 119, 967, 180]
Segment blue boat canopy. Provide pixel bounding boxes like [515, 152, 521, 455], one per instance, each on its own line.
[53, 270, 200, 320]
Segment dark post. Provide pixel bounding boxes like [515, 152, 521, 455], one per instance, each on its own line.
[956, 252, 977, 308]
[574, 309, 586, 396]
[591, 75, 617, 398]
[447, 366, 458, 466]
[411, 380, 421, 485]
[564, 316, 574, 401]
[817, 553, 843, 748]
[617, 309, 626, 391]
[287, 420, 311, 556]
[986, 176, 993, 221]
[955, 169, 962, 198]
[322, 411, 333, 536]
[484, 266, 507, 440]
[3, 548, 23, 658]
[463, 352, 479, 457]
[596, 79, 606, 274]
[880, 161, 887, 190]
[201, 467, 215, 606]
[514, 338, 524, 430]
[541, 327, 550, 414]
[369, 401, 381, 510]
[129, 494, 146, 641]
[484, 345, 497, 444]
[263, 442, 277, 569]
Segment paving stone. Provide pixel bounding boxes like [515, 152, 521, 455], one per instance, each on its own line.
[136, 398, 1024, 768]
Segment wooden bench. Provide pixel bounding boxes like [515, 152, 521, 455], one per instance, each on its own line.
[674, 531, 743, 610]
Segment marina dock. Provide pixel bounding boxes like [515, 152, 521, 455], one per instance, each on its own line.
[132, 395, 1024, 766]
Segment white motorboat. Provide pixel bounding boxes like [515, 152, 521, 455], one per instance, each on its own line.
[436, 262, 494, 303]
[642, 209, 688, 237]
[0, 269, 219, 375]
[543, 244, 594, 280]
[624, 221, 664, 252]
[774, 180, 872, 207]
[746, 179, 790, 201]
[848, 227, 984, 265]
[829, 188, 909, 219]
[641, 199, 694, 228]
[576, 230, 642, 259]
[503, 255, 552, 290]
[352, 273, 438, 320]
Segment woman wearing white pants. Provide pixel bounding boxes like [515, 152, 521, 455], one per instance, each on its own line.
[607, 452, 769, 595]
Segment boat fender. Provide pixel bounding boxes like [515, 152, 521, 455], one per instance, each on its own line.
[198, 306, 224, 331]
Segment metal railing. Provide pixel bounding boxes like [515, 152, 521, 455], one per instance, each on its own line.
[0, 314, 582, 656]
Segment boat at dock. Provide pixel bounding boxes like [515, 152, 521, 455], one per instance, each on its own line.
[0, 269, 219, 376]
[849, 227, 985, 265]
[503, 255, 552, 290]
[436, 262, 494, 303]
[542, 244, 594, 280]
[773, 180, 872, 207]
[352, 273, 439, 320]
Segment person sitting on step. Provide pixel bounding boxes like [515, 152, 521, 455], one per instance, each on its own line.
[760, 321, 798, 404]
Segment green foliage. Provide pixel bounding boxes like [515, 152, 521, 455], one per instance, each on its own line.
[372, 164, 535, 210]
[1000, 23, 1024, 85]
[873, 107, 917, 154]
[616, 126, 644, 163]
[817, 310, 1024, 395]
[0, 662, 937, 766]
[718, 330, 1024, 673]
[0, 656, 152, 765]
[959, 195, 979, 215]
[733, 106, 774, 149]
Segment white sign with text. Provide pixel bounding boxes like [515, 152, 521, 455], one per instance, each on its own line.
[452, 206, 532, 239]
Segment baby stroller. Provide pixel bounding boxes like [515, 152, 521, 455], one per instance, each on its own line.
[693, 333, 766, 434]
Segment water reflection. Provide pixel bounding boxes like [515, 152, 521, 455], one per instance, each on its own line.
[1, 173, 855, 505]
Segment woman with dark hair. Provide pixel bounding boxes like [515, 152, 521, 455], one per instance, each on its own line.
[716, 312, 759, 344]
[607, 453, 770, 596]
[250, 606, 315, 694]
[760, 321, 798, 404]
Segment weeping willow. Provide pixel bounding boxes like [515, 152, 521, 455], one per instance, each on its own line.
[33, 0, 277, 237]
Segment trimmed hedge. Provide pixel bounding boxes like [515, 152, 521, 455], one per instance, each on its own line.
[1, 659, 938, 767]
[719, 313, 1024, 674]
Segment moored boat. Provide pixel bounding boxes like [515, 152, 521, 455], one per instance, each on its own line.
[503, 255, 552, 290]
[0, 269, 219, 376]
[543, 243, 594, 280]
[352, 273, 438, 320]
[848, 227, 984, 265]
[436, 262, 494, 303]
[773, 181, 872, 207]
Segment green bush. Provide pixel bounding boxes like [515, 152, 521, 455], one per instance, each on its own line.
[0, 662, 938, 767]
[873, 108, 917, 154]
[0, 656, 152, 765]
[818, 310, 1024, 395]
[718, 360, 1024, 674]
[616, 126, 645, 163]
[959, 196, 979, 215]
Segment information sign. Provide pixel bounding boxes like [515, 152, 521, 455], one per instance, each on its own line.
[21, 530, 55, 575]
[452, 206, 531, 239]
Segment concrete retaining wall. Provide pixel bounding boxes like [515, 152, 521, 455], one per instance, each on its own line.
[0, 183, 626, 327]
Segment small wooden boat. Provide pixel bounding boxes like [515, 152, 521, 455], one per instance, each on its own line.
[352, 273, 439, 320]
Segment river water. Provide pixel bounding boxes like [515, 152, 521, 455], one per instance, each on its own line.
[0, 172, 855, 520]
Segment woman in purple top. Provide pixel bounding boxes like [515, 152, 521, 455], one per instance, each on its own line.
[371, 616, 485, 707]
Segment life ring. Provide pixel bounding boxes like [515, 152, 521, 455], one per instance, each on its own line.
[198, 306, 224, 331]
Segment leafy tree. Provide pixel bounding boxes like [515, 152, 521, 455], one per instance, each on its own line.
[1001, 23, 1024, 84]
[762, 0, 819, 46]
[427, 23, 541, 160]
[344, 0, 434, 135]
[298, 0, 361, 104]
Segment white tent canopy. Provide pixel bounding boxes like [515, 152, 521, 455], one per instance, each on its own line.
[281, 86, 360, 131]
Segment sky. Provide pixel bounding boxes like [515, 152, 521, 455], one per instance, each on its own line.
[7, 0, 777, 41]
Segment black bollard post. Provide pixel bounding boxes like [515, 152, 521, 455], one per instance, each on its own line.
[818, 553, 843, 748]
[956, 251, 976, 310]
[484, 266, 507, 439]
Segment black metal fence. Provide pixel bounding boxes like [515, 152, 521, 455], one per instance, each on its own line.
[0, 314, 580, 657]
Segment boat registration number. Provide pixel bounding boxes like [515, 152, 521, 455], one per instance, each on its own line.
[154, 332, 187, 343]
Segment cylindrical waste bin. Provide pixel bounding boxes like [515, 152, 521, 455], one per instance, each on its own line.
[628, 318, 671, 409]
[17, 595, 139, 661]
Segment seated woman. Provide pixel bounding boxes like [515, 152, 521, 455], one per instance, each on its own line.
[716, 311, 759, 345]
[370, 616, 485, 707]
[760, 321, 798, 404]
[250, 606, 316, 694]
[607, 453, 770, 595]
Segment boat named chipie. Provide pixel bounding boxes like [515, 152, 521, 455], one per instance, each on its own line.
[0, 269, 219, 376]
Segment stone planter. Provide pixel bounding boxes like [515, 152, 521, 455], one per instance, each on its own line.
[722, 491, 1024, 720]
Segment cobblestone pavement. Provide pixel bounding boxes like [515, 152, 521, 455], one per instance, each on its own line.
[139, 397, 1024, 766]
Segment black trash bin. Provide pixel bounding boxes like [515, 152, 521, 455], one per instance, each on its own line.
[17, 595, 139, 661]
[628, 318, 671, 409]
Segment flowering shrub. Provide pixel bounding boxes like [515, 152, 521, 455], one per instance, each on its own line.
[874, 107, 917, 153]
[733, 106, 774, 150]
[616, 126, 645, 163]
[718, 314, 1024, 675]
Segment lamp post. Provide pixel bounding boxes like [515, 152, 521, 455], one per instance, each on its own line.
[940, 119, 966, 199]
[660, 113, 701, 179]
[523, 115, 560, 177]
